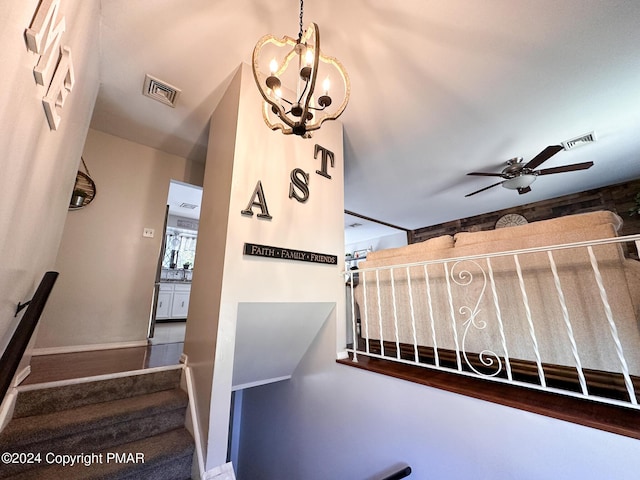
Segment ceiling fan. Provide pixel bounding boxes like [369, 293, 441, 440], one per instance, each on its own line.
[465, 145, 594, 197]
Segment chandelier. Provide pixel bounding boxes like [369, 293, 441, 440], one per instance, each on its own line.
[251, 0, 350, 137]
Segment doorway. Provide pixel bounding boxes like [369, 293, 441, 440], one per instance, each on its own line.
[148, 180, 203, 345]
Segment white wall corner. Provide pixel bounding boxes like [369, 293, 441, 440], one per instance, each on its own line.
[203, 461, 236, 480]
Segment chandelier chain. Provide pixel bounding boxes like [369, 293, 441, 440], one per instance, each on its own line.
[298, 0, 304, 42]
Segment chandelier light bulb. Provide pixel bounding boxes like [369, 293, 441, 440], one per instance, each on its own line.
[322, 76, 330, 95]
[269, 58, 278, 75]
[305, 48, 314, 66]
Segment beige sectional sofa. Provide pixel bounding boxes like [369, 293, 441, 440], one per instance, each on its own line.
[353, 210, 640, 376]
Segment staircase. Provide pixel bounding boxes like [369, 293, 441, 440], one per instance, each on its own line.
[0, 367, 194, 479]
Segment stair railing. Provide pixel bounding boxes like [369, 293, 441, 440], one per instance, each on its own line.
[346, 235, 640, 410]
[380, 466, 412, 479]
[0, 271, 59, 402]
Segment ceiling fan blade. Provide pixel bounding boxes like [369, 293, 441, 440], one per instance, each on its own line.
[466, 172, 506, 177]
[523, 145, 564, 170]
[536, 161, 594, 175]
[465, 181, 504, 197]
[517, 186, 532, 195]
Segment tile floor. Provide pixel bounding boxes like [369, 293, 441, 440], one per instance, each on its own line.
[150, 322, 186, 345]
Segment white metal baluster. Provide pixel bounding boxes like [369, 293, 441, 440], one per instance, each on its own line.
[406, 266, 419, 363]
[349, 270, 358, 363]
[424, 264, 439, 367]
[486, 258, 512, 381]
[513, 254, 546, 388]
[390, 268, 401, 360]
[376, 269, 385, 357]
[587, 246, 637, 405]
[362, 269, 371, 355]
[547, 251, 588, 395]
[444, 262, 462, 371]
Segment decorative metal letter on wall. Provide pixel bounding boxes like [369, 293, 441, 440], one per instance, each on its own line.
[289, 168, 310, 203]
[241, 181, 272, 219]
[25, 0, 75, 130]
[314, 144, 334, 179]
[242, 144, 335, 219]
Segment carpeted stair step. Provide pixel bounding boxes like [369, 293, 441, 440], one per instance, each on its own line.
[0, 388, 189, 478]
[3, 427, 194, 480]
[13, 367, 182, 418]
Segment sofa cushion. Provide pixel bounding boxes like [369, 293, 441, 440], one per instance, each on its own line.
[454, 210, 622, 248]
[453, 223, 621, 259]
[367, 234, 454, 263]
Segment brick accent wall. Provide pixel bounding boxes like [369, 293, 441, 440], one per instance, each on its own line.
[410, 178, 640, 243]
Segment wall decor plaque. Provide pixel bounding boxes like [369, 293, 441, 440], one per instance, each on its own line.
[243, 243, 337, 265]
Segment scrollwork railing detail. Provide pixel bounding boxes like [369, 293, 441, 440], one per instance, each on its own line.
[451, 260, 502, 377]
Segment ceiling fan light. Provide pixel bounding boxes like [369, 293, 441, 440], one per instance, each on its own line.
[502, 174, 536, 190]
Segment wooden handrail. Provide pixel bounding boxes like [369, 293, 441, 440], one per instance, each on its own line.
[381, 466, 412, 480]
[0, 271, 59, 401]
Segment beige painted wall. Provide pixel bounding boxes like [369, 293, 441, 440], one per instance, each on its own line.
[35, 129, 204, 350]
[0, 1, 100, 361]
[184, 63, 345, 470]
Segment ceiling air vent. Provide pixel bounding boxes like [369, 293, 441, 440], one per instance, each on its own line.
[143, 74, 181, 107]
[562, 131, 596, 151]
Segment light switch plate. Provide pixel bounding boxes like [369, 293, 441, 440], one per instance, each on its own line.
[143, 228, 155, 238]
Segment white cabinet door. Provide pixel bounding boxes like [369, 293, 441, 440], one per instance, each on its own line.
[156, 291, 173, 319]
[171, 291, 190, 318]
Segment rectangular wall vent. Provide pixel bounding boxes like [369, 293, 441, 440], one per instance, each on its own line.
[179, 202, 198, 209]
[143, 74, 181, 107]
[562, 131, 596, 150]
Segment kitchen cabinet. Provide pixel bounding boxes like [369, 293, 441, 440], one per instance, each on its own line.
[157, 283, 191, 320]
[171, 284, 191, 318]
[156, 284, 173, 319]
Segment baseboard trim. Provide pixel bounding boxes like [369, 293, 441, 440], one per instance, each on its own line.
[32, 340, 148, 356]
[1, 366, 32, 432]
[336, 350, 349, 360]
[184, 364, 206, 479]
[13, 365, 31, 387]
[203, 462, 236, 480]
[0, 389, 18, 432]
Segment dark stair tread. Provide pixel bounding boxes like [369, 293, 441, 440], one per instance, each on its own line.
[0, 389, 188, 448]
[14, 368, 183, 418]
[3, 428, 195, 480]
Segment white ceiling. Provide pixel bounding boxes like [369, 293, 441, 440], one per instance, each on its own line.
[167, 180, 202, 220]
[92, 1, 640, 245]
